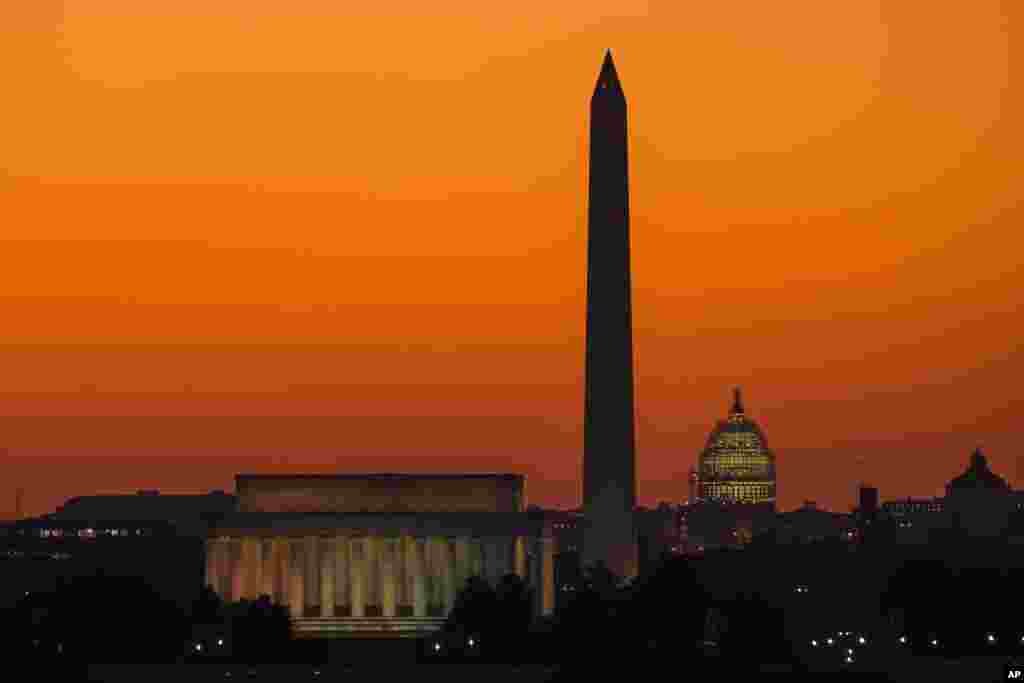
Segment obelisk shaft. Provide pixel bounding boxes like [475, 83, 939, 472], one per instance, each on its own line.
[582, 51, 637, 580]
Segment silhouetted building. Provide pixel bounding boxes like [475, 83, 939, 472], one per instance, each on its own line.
[636, 503, 684, 569]
[944, 448, 1014, 537]
[874, 497, 945, 544]
[771, 501, 854, 545]
[51, 489, 237, 535]
[685, 500, 775, 551]
[696, 388, 777, 507]
[858, 485, 879, 518]
[0, 490, 237, 609]
[880, 497, 944, 518]
[582, 49, 638, 580]
[205, 473, 557, 639]
[548, 509, 583, 606]
[1, 517, 201, 609]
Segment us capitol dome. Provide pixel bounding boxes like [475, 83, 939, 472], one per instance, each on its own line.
[696, 388, 777, 507]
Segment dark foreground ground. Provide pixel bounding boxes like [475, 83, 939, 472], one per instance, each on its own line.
[76, 655, 1018, 683]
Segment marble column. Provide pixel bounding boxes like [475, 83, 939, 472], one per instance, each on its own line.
[492, 537, 511, 583]
[349, 537, 365, 618]
[304, 536, 319, 614]
[335, 536, 350, 616]
[205, 539, 220, 594]
[217, 538, 232, 599]
[243, 537, 263, 600]
[395, 535, 408, 610]
[381, 537, 398, 617]
[273, 538, 289, 607]
[441, 537, 456, 616]
[425, 537, 440, 613]
[400, 535, 414, 612]
[482, 537, 504, 586]
[412, 537, 427, 617]
[320, 537, 335, 617]
[514, 536, 527, 579]
[230, 538, 244, 603]
[365, 536, 378, 614]
[288, 539, 304, 618]
[261, 538, 274, 599]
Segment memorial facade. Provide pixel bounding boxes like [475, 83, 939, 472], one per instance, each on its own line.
[205, 474, 556, 638]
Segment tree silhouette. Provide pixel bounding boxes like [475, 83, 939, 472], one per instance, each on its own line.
[444, 574, 535, 661]
[221, 594, 292, 663]
[37, 573, 188, 662]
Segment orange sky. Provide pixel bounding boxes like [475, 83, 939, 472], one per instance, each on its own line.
[1, 1, 1021, 516]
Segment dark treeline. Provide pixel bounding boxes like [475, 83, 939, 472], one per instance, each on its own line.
[3, 536, 1022, 670]
[1, 574, 292, 664]
[435, 536, 1024, 674]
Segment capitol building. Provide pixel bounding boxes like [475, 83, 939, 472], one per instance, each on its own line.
[696, 388, 777, 507]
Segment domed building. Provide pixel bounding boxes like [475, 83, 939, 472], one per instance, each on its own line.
[943, 448, 1014, 537]
[696, 388, 777, 508]
[945, 448, 1010, 495]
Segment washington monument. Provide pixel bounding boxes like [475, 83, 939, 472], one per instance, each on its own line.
[582, 50, 638, 579]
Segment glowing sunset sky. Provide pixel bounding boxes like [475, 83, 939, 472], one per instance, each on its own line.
[1, 1, 1020, 516]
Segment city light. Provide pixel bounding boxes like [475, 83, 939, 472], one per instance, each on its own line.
[898, 636, 907, 644]
[987, 634, 997, 644]
[217, 639, 224, 646]
[826, 638, 834, 645]
[810, 640, 818, 647]
[845, 656, 854, 664]
[468, 638, 475, 647]
[930, 639, 939, 647]
[858, 636, 866, 644]
[195, 643, 203, 652]
[434, 642, 441, 652]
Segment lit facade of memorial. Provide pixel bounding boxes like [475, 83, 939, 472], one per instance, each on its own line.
[696, 388, 777, 507]
[204, 474, 556, 638]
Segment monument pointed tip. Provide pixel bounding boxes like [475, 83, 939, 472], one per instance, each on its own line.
[594, 50, 622, 94]
[731, 387, 745, 415]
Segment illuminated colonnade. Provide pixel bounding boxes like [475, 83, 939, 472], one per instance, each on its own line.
[206, 528, 555, 630]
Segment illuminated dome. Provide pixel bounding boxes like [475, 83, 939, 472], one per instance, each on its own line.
[697, 388, 777, 506]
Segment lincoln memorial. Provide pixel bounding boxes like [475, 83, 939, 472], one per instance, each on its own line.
[205, 473, 556, 638]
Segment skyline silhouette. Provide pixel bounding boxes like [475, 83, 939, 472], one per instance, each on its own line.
[1, 3, 1021, 518]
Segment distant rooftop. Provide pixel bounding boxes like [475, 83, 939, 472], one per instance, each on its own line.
[236, 473, 523, 480]
[51, 490, 237, 522]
